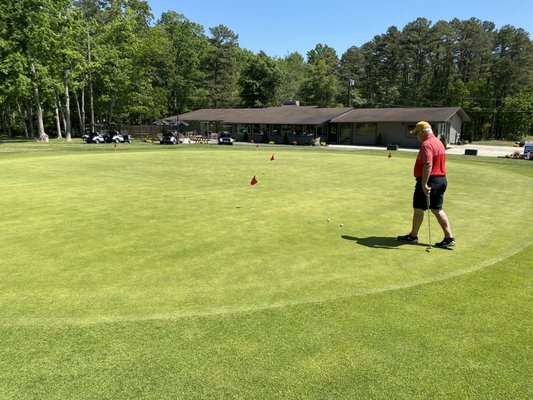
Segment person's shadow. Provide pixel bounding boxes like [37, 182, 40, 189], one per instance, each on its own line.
[342, 235, 427, 249]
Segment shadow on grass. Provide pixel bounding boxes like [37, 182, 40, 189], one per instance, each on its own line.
[342, 235, 428, 250]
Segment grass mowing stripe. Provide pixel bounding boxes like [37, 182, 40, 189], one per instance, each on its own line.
[1, 242, 530, 399]
[3, 232, 531, 327]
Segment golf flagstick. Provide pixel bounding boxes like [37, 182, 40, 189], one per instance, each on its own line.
[250, 175, 258, 210]
[426, 194, 432, 251]
[253, 185, 256, 210]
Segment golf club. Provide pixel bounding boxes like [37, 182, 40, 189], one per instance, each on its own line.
[426, 194, 432, 252]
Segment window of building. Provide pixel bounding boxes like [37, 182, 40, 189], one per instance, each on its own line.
[281, 125, 293, 135]
[239, 124, 251, 133]
[221, 124, 232, 134]
[356, 123, 377, 136]
[437, 122, 450, 137]
[340, 124, 351, 144]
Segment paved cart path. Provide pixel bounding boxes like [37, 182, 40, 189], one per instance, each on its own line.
[327, 143, 520, 157]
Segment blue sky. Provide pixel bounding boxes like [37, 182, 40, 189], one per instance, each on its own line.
[146, 0, 533, 58]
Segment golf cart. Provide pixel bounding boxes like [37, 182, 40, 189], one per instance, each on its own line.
[153, 118, 190, 144]
[82, 132, 106, 143]
[103, 130, 132, 143]
[218, 133, 234, 145]
[159, 132, 178, 145]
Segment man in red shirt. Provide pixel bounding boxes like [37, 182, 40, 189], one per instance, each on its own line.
[398, 121, 456, 248]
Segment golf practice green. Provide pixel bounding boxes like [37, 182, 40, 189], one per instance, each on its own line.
[1, 145, 531, 324]
[1, 142, 532, 399]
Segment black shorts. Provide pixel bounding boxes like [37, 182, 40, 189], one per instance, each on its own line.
[413, 176, 447, 210]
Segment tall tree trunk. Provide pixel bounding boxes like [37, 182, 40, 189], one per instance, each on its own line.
[54, 90, 63, 139]
[1, 106, 12, 137]
[87, 29, 95, 133]
[34, 88, 47, 142]
[74, 90, 84, 137]
[89, 77, 95, 132]
[29, 61, 48, 142]
[17, 103, 30, 138]
[63, 68, 72, 141]
[81, 88, 85, 134]
[108, 92, 115, 125]
[24, 98, 35, 139]
[55, 88, 67, 135]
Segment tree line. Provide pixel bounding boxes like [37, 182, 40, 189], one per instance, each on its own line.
[1, 0, 532, 142]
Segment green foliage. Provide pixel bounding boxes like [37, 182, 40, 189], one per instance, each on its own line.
[276, 52, 307, 105]
[239, 51, 282, 107]
[300, 59, 339, 107]
[156, 11, 209, 114]
[299, 44, 340, 107]
[203, 24, 242, 109]
[501, 87, 533, 138]
[1, 4, 533, 140]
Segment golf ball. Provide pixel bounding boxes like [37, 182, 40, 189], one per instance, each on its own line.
[327, 218, 331, 222]
[339, 223, 344, 227]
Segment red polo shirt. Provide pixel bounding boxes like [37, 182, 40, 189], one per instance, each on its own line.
[413, 133, 446, 178]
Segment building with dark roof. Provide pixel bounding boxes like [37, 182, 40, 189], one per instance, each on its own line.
[173, 105, 469, 147]
[330, 107, 470, 146]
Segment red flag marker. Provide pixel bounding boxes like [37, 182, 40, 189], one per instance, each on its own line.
[388, 152, 392, 158]
[270, 154, 275, 161]
[250, 175, 258, 209]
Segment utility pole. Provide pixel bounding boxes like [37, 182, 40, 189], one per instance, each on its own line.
[88, 28, 95, 133]
[348, 79, 355, 107]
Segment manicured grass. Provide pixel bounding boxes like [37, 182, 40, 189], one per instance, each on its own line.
[0, 141, 532, 399]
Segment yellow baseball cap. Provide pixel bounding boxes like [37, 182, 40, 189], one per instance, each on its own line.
[410, 121, 431, 135]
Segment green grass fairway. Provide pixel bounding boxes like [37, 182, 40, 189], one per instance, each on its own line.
[1, 141, 532, 399]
